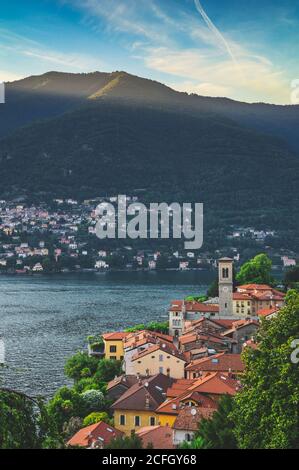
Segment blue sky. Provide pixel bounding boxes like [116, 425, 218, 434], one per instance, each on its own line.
[0, 0, 298, 103]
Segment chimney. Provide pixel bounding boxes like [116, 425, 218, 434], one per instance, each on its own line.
[145, 392, 150, 410]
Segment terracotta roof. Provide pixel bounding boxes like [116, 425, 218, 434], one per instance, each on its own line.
[156, 389, 217, 416]
[257, 307, 280, 318]
[123, 330, 173, 350]
[131, 342, 186, 363]
[185, 372, 239, 396]
[111, 374, 174, 412]
[136, 425, 174, 449]
[166, 379, 196, 398]
[102, 332, 128, 341]
[67, 421, 123, 448]
[237, 284, 272, 290]
[185, 353, 244, 373]
[173, 406, 215, 431]
[211, 319, 235, 329]
[222, 319, 259, 336]
[156, 373, 238, 416]
[233, 293, 252, 301]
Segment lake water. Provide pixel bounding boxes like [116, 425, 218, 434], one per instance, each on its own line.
[0, 271, 214, 398]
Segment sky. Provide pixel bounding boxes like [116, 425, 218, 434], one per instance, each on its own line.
[0, 0, 298, 104]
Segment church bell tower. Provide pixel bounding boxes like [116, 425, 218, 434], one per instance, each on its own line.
[218, 257, 233, 317]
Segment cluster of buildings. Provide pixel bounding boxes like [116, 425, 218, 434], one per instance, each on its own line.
[0, 200, 296, 274]
[67, 258, 286, 449]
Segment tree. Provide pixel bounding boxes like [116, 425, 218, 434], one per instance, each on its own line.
[47, 387, 85, 432]
[125, 321, 169, 334]
[81, 389, 106, 414]
[94, 359, 122, 383]
[74, 377, 103, 393]
[232, 292, 299, 449]
[62, 417, 83, 440]
[185, 295, 208, 303]
[105, 432, 143, 449]
[236, 253, 274, 286]
[195, 395, 237, 449]
[64, 352, 99, 382]
[207, 278, 218, 298]
[179, 437, 205, 449]
[83, 412, 111, 427]
[0, 389, 61, 449]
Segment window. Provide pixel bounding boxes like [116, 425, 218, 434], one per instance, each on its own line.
[110, 356, 117, 360]
[149, 416, 156, 426]
[159, 354, 163, 362]
[185, 433, 192, 442]
[120, 355, 124, 360]
[120, 415, 126, 426]
[222, 267, 229, 278]
[110, 345, 117, 353]
[134, 416, 141, 427]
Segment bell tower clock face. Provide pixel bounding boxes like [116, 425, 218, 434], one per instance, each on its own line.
[222, 286, 228, 292]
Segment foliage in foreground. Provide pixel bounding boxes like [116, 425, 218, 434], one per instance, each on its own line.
[0, 389, 62, 449]
[124, 321, 169, 334]
[232, 290, 299, 449]
[105, 432, 143, 449]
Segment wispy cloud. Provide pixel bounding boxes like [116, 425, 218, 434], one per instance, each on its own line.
[0, 27, 103, 72]
[66, 0, 291, 103]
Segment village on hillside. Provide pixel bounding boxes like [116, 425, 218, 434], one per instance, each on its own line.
[0, 199, 297, 275]
[64, 257, 290, 449]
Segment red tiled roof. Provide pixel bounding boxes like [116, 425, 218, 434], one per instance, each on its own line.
[67, 421, 123, 448]
[173, 406, 215, 431]
[185, 353, 244, 373]
[233, 293, 252, 301]
[123, 330, 173, 350]
[131, 342, 186, 363]
[237, 284, 272, 290]
[102, 332, 128, 341]
[257, 307, 280, 317]
[136, 425, 174, 449]
[111, 374, 174, 412]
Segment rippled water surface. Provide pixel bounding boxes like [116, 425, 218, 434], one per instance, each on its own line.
[0, 271, 214, 397]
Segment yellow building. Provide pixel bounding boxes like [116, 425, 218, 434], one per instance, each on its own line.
[233, 293, 253, 317]
[102, 332, 127, 361]
[111, 374, 173, 436]
[131, 343, 186, 379]
[114, 410, 158, 435]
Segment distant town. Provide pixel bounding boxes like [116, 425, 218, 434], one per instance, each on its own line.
[0, 198, 297, 275]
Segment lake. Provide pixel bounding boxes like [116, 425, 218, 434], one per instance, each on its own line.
[0, 271, 214, 398]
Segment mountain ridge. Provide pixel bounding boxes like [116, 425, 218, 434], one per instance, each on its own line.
[0, 70, 298, 237]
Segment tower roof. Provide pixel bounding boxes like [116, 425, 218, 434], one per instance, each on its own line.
[218, 257, 233, 262]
